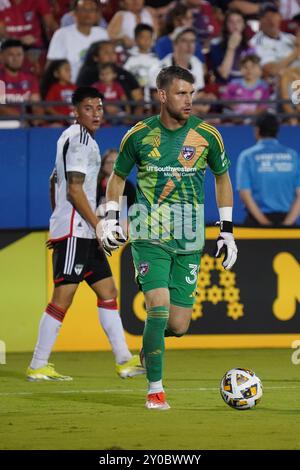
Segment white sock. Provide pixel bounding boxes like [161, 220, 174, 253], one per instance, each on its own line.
[30, 305, 65, 369]
[148, 380, 164, 394]
[98, 299, 132, 364]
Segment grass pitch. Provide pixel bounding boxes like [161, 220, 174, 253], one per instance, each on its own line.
[0, 349, 300, 450]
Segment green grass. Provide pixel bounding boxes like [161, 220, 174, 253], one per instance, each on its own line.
[0, 349, 300, 450]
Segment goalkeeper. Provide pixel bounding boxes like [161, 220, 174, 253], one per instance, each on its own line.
[98, 65, 238, 410]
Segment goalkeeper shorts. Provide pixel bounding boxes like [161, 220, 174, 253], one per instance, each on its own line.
[131, 242, 201, 308]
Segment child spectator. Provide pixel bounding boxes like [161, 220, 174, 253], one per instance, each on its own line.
[92, 62, 130, 120]
[40, 59, 76, 125]
[124, 24, 160, 103]
[221, 54, 270, 117]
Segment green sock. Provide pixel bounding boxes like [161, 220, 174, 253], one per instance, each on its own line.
[143, 306, 169, 382]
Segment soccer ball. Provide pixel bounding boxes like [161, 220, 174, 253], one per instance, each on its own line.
[220, 368, 263, 410]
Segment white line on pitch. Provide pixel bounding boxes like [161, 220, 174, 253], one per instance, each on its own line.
[0, 385, 300, 397]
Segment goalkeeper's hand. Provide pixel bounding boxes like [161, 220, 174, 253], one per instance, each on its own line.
[96, 202, 127, 257]
[214, 221, 237, 270]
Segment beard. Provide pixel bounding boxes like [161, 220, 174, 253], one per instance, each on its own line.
[165, 103, 189, 123]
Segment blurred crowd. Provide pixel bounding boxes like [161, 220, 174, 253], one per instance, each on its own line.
[1, 0, 300, 127]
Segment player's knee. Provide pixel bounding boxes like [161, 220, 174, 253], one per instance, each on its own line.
[145, 292, 170, 310]
[102, 285, 118, 300]
[168, 328, 187, 337]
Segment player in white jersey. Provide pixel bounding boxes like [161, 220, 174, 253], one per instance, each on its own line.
[27, 87, 145, 381]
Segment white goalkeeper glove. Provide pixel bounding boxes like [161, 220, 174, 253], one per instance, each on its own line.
[214, 220, 238, 270]
[96, 201, 127, 256]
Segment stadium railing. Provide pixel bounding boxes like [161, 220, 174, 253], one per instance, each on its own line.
[0, 98, 298, 126]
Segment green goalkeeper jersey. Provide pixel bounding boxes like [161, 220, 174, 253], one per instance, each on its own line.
[114, 114, 230, 254]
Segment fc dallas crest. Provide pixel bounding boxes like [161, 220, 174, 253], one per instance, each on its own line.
[181, 146, 196, 161]
[138, 262, 149, 276]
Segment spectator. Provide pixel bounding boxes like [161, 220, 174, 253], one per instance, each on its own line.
[47, 0, 108, 83]
[0, 38, 42, 127]
[107, 0, 157, 49]
[124, 24, 160, 102]
[76, 40, 144, 105]
[209, 8, 250, 83]
[210, 1, 262, 17]
[146, 0, 176, 37]
[40, 59, 76, 125]
[60, 0, 107, 28]
[279, 66, 300, 125]
[236, 112, 300, 227]
[250, 3, 300, 78]
[92, 63, 130, 120]
[0, 0, 57, 49]
[221, 53, 270, 118]
[182, 0, 221, 42]
[154, 3, 204, 61]
[97, 148, 136, 212]
[279, 0, 300, 20]
[149, 26, 205, 91]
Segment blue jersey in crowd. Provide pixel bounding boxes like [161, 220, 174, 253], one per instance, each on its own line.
[236, 138, 300, 213]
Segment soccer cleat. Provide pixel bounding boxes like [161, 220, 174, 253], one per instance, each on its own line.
[26, 363, 73, 382]
[145, 392, 171, 410]
[116, 354, 146, 378]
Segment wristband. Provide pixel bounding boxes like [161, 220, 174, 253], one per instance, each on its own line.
[105, 200, 120, 221]
[220, 220, 233, 233]
[219, 206, 232, 222]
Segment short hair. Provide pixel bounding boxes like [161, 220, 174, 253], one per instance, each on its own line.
[72, 86, 103, 106]
[0, 39, 24, 51]
[255, 112, 279, 137]
[73, 0, 99, 9]
[260, 2, 279, 17]
[239, 53, 261, 67]
[156, 66, 195, 89]
[134, 23, 154, 38]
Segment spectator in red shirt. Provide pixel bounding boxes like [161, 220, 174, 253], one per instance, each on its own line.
[92, 62, 130, 121]
[0, 0, 58, 49]
[40, 59, 76, 126]
[0, 38, 42, 126]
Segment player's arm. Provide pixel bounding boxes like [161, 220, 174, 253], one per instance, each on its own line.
[67, 171, 99, 230]
[96, 171, 127, 256]
[214, 171, 238, 270]
[106, 171, 126, 203]
[97, 127, 138, 254]
[49, 168, 57, 211]
[205, 126, 237, 269]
